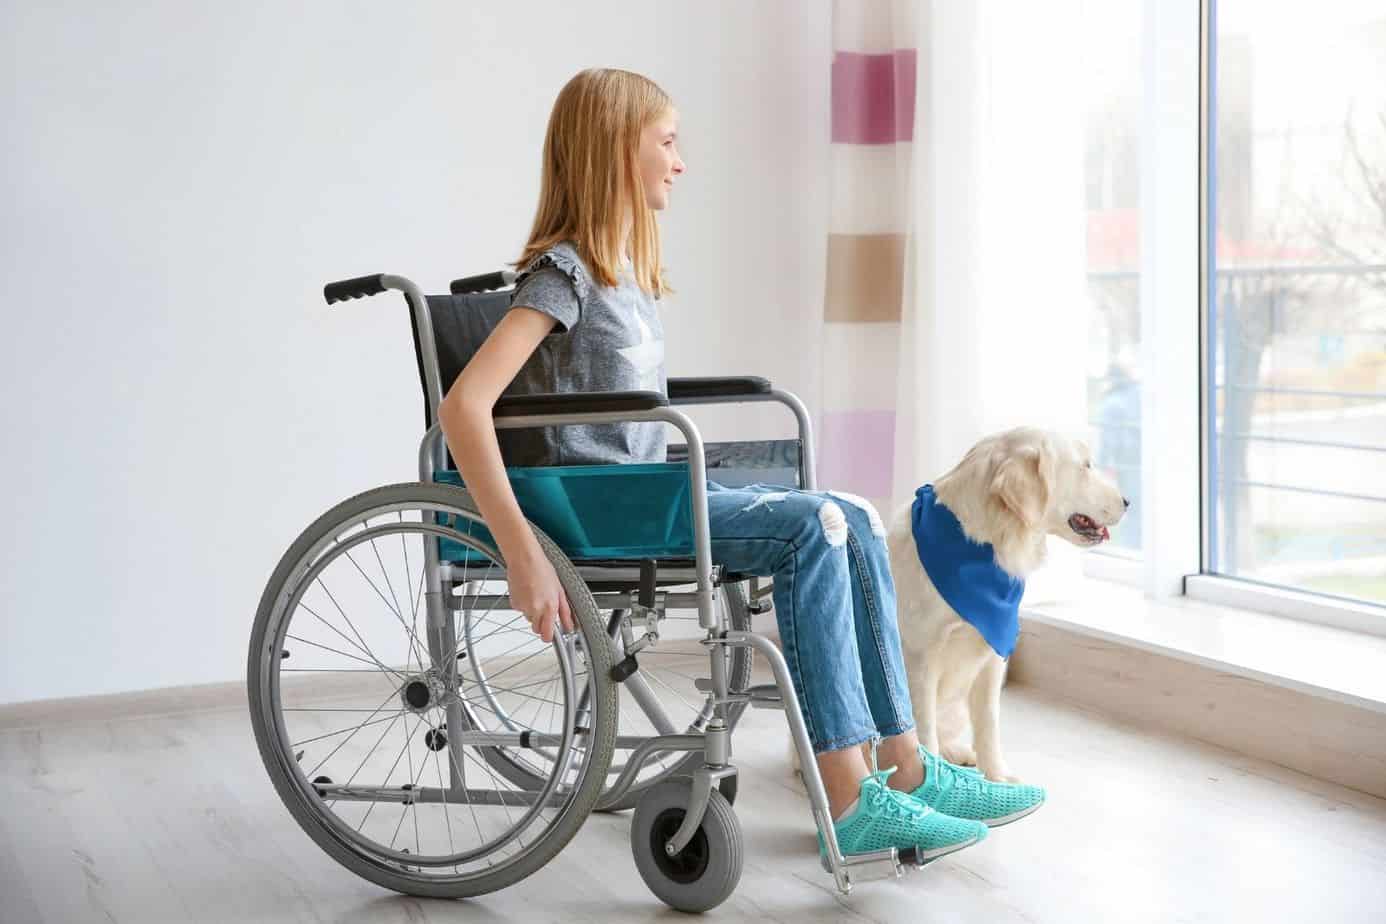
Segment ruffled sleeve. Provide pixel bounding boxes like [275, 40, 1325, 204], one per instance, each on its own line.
[509, 244, 588, 334]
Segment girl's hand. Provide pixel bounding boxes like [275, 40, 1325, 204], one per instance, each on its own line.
[506, 547, 575, 643]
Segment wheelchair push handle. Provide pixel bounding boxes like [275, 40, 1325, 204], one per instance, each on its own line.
[323, 274, 387, 305]
[450, 270, 518, 295]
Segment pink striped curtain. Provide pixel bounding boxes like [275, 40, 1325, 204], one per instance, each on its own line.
[817, 1, 1085, 521]
[818, 0, 918, 512]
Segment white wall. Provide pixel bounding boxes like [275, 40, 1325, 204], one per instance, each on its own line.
[0, 1, 832, 704]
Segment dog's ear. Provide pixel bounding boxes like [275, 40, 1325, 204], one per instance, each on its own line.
[990, 442, 1052, 529]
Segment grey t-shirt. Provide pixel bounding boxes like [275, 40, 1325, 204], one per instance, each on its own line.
[496, 240, 668, 468]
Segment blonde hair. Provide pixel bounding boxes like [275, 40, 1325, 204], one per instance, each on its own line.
[514, 68, 672, 297]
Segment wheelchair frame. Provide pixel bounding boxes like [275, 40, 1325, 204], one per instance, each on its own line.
[302, 270, 934, 900]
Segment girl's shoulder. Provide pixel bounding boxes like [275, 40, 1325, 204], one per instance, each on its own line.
[514, 240, 594, 302]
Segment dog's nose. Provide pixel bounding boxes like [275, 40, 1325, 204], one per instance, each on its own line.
[1122, 497, 1131, 509]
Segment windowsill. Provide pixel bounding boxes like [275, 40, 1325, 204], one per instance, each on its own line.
[1020, 572, 1386, 717]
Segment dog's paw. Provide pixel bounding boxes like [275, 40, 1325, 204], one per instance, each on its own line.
[980, 765, 1021, 784]
[941, 743, 978, 767]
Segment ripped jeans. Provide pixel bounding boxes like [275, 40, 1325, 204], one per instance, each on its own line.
[706, 482, 915, 753]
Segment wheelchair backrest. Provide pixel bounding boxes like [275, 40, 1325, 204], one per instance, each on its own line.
[409, 289, 512, 429]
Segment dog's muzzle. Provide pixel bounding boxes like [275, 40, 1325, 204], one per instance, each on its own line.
[1068, 513, 1109, 543]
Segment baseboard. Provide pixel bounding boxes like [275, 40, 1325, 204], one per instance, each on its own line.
[12, 619, 1384, 803]
[0, 679, 248, 731]
[1008, 618, 1386, 801]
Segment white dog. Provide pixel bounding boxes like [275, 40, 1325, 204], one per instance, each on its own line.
[888, 427, 1127, 782]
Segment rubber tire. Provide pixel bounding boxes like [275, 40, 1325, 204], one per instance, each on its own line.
[630, 777, 743, 913]
[247, 482, 617, 899]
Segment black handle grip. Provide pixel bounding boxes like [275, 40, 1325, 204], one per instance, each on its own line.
[450, 271, 511, 295]
[323, 274, 386, 305]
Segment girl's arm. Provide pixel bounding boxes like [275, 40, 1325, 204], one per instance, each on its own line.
[437, 307, 573, 641]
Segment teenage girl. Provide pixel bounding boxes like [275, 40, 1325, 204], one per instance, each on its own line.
[439, 68, 1040, 864]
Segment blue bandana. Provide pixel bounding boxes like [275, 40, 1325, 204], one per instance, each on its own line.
[910, 484, 1024, 659]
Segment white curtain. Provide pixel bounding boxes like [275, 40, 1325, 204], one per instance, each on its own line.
[894, 0, 1088, 497]
[825, 0, 1090, 595]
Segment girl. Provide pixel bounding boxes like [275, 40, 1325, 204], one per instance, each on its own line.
[438, 68, 1038, 866]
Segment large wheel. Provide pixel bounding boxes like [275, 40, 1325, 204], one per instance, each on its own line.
[247, 482, 617, 899]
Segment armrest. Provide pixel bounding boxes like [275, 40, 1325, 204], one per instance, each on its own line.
[493, 390, 669, 418]
[667, 376, 773, 401]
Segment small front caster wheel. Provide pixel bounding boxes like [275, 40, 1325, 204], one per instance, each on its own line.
[630, 777, 742, 913]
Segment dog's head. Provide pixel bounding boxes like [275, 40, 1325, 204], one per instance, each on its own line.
[985, 428, 1128, 548]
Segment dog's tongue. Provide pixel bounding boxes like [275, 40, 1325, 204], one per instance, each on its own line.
[1100, 526, 1110, 541]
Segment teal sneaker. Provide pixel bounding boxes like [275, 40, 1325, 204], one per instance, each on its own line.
[820, 769, 987, 867]
[909, 747, 1046, 827]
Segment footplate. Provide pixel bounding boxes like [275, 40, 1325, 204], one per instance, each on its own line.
[819, 846, 932, 884]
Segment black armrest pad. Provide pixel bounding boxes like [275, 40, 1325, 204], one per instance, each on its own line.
[667, 376, 773, 400]
[493, 390, 669, 417]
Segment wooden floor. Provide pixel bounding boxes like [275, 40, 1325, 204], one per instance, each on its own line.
[3, 681, 1385, 924]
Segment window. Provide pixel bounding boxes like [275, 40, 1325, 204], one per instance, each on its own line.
[1209, 0, 1386, 606]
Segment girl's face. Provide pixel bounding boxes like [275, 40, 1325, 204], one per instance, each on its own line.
[637, 108, 684, 211]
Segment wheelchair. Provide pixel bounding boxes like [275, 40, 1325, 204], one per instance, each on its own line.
[247, 269, 932, 912]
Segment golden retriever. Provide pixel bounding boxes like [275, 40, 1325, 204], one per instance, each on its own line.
[888, 426, 1127, 782]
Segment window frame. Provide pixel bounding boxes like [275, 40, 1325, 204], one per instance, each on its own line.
[1097, 0, 1386, 628]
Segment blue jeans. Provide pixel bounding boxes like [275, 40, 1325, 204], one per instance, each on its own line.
[706, 482, 915, 753]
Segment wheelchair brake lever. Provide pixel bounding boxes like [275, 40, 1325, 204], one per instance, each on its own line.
[638, 559, 657, 609]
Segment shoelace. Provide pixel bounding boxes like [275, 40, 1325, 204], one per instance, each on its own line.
[932, 757, 987, 797]
[862, 769, 932, 821]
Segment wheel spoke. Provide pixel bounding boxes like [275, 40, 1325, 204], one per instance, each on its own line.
[285, 633, 405, 679]
[297, 707, 404, 758]
[335, 707, 407, 814]
[343, 546, 429, 671]
[298, 685, 401, 770]
[300, 591, 400, 679]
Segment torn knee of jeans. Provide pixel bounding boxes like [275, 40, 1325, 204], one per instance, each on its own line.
[817, 501, 848, 547]
[827, 490, 886, 538]
[740, 491, 791, 514]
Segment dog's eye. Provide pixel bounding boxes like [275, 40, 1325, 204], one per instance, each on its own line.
[1084, 460, 1093, 470]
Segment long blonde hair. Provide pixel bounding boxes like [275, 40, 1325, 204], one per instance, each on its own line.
[514, 68, 672, 297]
